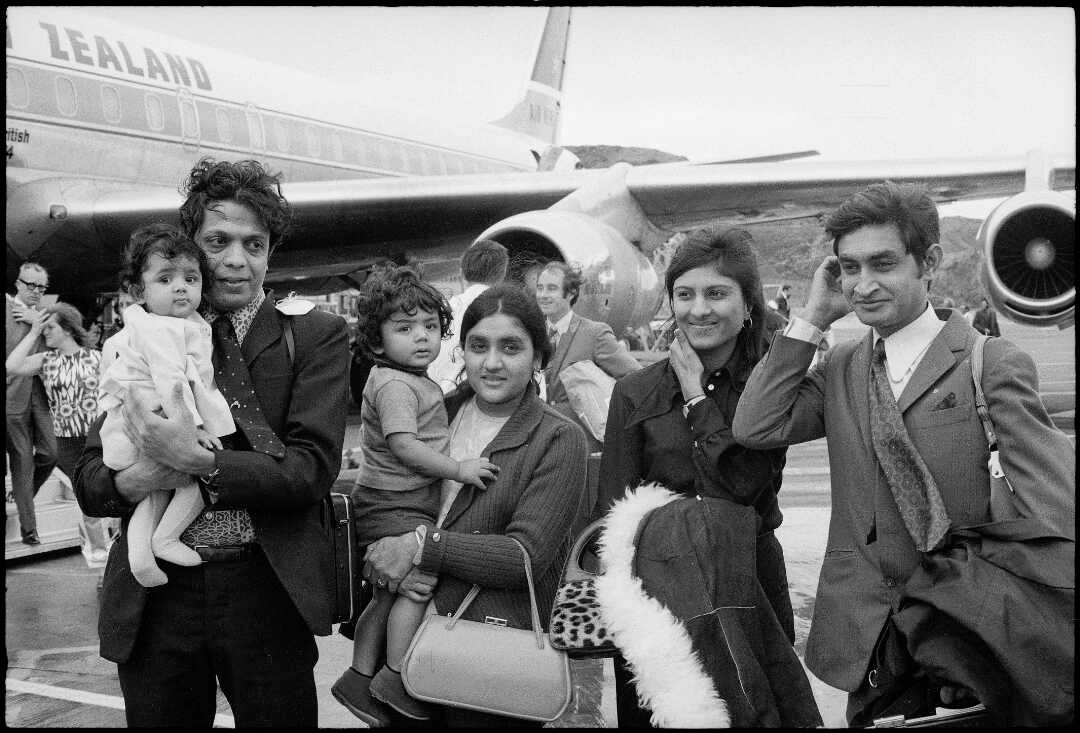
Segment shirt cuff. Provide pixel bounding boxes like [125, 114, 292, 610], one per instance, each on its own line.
[783, 316, 825, 345]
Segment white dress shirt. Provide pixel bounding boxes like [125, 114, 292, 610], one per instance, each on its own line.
[784, 302, 945, 398]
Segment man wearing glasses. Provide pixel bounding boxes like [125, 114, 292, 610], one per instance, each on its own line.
[6, 262, 58, 545]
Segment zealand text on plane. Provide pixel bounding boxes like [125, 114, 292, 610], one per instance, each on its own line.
[9, 22, 213, 92]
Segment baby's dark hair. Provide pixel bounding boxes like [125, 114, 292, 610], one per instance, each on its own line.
[354, 266, 452, 360]
[120, 223, 209, 295]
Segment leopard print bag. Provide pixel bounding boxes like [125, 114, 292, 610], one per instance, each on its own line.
[548, 520, 617, 658]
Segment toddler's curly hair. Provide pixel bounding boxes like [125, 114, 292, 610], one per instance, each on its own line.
[354, 266, 452, 360]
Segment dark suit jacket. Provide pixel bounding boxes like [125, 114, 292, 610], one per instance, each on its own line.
[545, 313, 640, 443]
[75, 293, 350, 662]
[732, 309, 1075, 692]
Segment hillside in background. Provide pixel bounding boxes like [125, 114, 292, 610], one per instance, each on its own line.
[565, 144, 687, 167]
[743, 216, 986, 309]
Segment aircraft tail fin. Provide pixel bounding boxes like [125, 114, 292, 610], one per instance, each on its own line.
[491, 7, 571, 147]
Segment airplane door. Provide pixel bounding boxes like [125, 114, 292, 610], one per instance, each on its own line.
[177, 88, 201, 151]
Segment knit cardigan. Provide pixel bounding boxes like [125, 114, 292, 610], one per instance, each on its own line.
[417, 384, 589, 631]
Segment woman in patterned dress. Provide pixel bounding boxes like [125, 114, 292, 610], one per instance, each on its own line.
[6, 302, 116, 568]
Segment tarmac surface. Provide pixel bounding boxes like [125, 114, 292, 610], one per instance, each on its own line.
[6, 317, 1073, 727]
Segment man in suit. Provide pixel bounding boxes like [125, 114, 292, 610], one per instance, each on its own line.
[971, 296, 1001, 336]
[75, 158, 350, 727]
[6, 262, 58, 545]
[732, 181, 1074, 726]
[535, 261, 640, 450]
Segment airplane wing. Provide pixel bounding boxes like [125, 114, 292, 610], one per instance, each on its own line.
[11, 150, 1074, 329]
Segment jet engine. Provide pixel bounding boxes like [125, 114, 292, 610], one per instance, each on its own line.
[978, 190, 1075, 328]
[474, 210, 665, 334]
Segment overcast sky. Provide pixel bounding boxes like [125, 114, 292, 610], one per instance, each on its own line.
[46, 6, 1078, 216]
[74, 7, 1074, 160]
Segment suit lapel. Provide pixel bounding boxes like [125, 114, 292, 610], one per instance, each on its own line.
[545, 314, 581, 383]
[847, 332, 875, 459]
[239, 296, 281, 366]
[896, 314, 967, 413]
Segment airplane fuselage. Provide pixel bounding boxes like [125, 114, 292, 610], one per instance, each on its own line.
[6, 7, 541, 300]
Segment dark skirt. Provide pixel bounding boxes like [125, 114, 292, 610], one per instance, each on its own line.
[350, 482, 441, 547]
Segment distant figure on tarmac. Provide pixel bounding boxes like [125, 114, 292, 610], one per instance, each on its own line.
[734, 181, 1075, 726]
[427, 239, 509, 393]
[5, 300, 115, 571]
[774, 283, 792, 319]
[5, 261, 58, 546]
[971, 297, 1001, 336]
[75, 158, 350, 727]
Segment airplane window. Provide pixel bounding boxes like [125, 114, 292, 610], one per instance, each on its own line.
[274, 118, 289, 152]
[55, 76, 78, 117]
[216, 108, 232, 143]
[7, 66, 30, 109]
[424, 149, 445, 175]
[306, 125, 321, 157]
[408, 147, 424, 174]
[361, 136, 381, 169]
[447, 156, 463, 175]
[245, 106, 264, 149]
[101, 86, 122, 123]
[180, 97, 199, 138]
[145, 93, 164, 131]
[330, 131, 344, 162]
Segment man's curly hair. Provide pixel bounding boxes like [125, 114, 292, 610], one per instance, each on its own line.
[354, 267, 453, 360]
[178, 157, 291, 251]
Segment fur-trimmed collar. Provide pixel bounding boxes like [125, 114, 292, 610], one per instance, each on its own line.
[596, 483, 730, 727]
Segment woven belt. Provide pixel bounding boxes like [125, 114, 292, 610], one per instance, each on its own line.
[194, 544, 254, 563]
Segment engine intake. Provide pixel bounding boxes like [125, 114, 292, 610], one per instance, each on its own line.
[475, 210, 664, 334]
[978, 190, 1074, 328]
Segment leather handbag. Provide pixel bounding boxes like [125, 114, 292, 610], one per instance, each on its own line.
[400, 537, 572, 722]
[323, 492, 359, 625]
[548, 519, 617, 657]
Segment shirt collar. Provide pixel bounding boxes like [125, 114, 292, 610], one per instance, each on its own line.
[549, 309, 573, 336]
[873, 301, 945, 374]
[202, 289, 266, 344]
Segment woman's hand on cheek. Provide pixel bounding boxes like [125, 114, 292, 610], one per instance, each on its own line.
[669, 330, 705, 400]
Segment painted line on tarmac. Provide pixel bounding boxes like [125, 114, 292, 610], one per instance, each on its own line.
[5, 678, 236, 728]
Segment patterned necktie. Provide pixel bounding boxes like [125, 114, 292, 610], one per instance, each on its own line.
[548, 325, 559, 350]
[211, 315, 286, 458]
[868, 339, 951, 551]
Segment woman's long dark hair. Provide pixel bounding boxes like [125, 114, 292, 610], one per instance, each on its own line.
[664, 225, 768, 367]
[459, 283, 554, 369]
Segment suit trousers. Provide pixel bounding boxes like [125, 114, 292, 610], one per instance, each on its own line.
[5, 387, 57, 535]
[116, 544, 319, 727]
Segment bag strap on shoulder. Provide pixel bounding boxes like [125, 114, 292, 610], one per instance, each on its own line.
[970, 334, 1010, 487]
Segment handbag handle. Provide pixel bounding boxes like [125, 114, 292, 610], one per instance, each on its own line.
[566, 519, 605, 578]
[444, 537, 547, 650]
